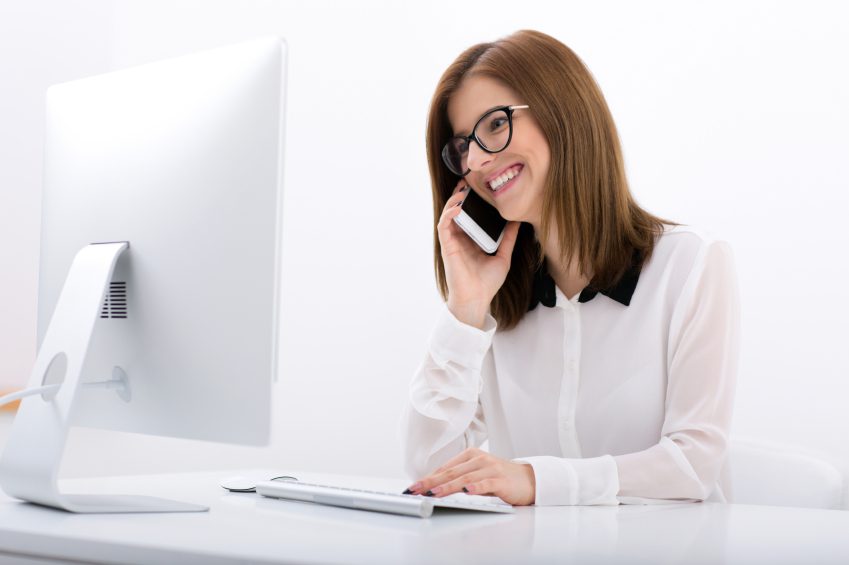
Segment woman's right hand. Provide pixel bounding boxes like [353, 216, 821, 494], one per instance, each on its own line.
[437, 180, 521, 329]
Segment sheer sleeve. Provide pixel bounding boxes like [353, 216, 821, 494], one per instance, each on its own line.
[613, 239, 741, 501]
[399, 306, 496, 479]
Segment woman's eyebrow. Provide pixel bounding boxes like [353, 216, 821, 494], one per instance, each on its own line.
[453, 105, 505, 137]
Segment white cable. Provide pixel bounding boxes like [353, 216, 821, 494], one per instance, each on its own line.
[0, 384, 61, 408]
[82, 379, 124, 390]
[0, 378, 129, 409]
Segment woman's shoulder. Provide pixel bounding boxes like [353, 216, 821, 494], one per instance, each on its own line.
[648, 224, 734, 276]
[657, 224, 733, 253]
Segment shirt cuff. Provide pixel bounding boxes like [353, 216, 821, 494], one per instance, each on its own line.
[429, 304, 497, 371]
[513, 455, 620, 506]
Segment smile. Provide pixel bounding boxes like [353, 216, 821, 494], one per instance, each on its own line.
[487, 164, 523, 194]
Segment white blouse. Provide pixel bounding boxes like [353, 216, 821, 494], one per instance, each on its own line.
[400, 225, 741, 505]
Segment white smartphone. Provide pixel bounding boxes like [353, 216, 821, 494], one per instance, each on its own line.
[453, 187, 507, 254]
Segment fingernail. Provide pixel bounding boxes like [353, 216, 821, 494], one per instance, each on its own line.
[408, 482, 422, 492]
[461, 186, 469, 192]
[462, 487, 469, 493]
[424, 490, 434, 497]
[455, 200, 463, 207]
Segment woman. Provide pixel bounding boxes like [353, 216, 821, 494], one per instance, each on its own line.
[400, 30, 741, 506]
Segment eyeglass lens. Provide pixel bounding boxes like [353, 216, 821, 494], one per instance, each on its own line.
[442, 108, 512, 176]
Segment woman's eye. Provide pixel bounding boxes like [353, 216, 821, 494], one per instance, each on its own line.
[488, 118, 508, 132]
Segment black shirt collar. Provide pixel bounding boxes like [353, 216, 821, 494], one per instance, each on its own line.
[529, 250, 642, 311]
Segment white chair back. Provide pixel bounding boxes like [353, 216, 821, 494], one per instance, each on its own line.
[727, 438, 844, 510]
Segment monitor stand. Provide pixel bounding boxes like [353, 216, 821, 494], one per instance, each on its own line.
[0, 242, 207, 513]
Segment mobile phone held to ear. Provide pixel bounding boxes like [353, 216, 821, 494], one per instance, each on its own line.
[453, 187, 507, 254]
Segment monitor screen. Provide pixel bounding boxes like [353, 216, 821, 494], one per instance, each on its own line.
[37, 37, 287, 446]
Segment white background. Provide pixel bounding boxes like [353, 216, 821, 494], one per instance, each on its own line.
[0, 0, 847, 484]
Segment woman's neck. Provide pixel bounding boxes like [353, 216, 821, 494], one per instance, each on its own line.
[533, 221, 592, 301]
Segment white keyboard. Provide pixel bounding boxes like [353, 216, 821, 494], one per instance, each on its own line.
[255, 480, 515, 518]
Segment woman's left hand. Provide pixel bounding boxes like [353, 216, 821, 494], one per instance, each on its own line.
[406, 448, 536, 506]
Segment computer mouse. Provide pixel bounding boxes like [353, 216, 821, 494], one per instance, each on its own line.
[220, 475, 298, 493]
[220, 476, 257, 492]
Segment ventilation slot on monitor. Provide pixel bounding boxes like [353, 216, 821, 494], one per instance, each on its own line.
[100, 282, 128, 319]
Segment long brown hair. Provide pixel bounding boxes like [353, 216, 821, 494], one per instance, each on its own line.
[426, 30, 676, 330]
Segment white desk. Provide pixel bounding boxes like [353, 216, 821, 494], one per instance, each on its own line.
[0, 469, 848, 564]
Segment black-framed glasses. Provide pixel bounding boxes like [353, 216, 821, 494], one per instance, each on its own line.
[441, 105, 530, 177]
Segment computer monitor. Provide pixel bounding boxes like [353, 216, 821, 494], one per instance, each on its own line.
[0, 37, 286, 512]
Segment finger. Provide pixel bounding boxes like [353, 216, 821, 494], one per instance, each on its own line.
[424, 458, 483, 494]
[436, 205, 466, 246]
[495, 221, 521, 261]
[440, 187, 469, 220]
[432, 468, 492, 498]
[451, 179, 469, 196]
[463, 477, 501, 497]
[438, 184, 470, 226]
[438, 197, 464, 227]
[448, 186, 468, 204]
[447, 181, 469, 204]
[432, 447, 481, 476]
[437, 200, 477, 250]
[412, 449, 483, 493]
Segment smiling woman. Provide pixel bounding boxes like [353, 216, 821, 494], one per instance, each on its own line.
[427, 30, 676, 330]
[400, 30, 741, 507]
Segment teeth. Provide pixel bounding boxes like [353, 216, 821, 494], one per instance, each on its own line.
[489, 167, 520, 191]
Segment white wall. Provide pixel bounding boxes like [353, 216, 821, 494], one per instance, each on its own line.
[1, 0, 847, 481]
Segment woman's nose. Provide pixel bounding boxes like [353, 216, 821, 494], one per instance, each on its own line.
[466, 140, 493, 172]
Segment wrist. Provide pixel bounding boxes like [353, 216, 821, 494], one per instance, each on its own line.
[446, 300, 489, 330]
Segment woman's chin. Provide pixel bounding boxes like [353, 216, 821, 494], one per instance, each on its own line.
[499, 209, 527, 224]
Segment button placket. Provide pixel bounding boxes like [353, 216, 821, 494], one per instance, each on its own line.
[556, 300, 582, 457]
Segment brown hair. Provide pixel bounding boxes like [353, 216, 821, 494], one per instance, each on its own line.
[426, 30, 676, 330]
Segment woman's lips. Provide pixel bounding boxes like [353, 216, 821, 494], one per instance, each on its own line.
[489, 166, 522, 198]
[487, 164, 523, 191]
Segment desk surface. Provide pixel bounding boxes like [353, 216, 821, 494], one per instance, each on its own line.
[0, 469, 848, 564]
